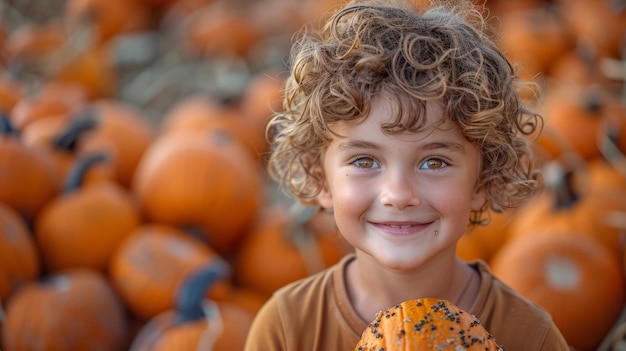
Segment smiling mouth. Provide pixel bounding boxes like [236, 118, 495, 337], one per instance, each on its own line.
[372, 222, 431, 235]
[388, 224, 415, 229]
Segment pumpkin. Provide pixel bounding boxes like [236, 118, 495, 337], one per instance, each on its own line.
[35, 152, 141, 273]
[0, 115, 62, 222]
[547, 44, 617, 87]
[132, 131, 264, 255]
[10, 81, 88, 130]
[76, 100, 156, 188]
[490, 231, 626, 351]
[456, 210, 515, 263]
[181, 1, 263, 58]
[4, 18, 116, 99]
[535, 83, 610, 161]
[64, 0, 153, 44]
[158, 0, 216, 25]
[21, 113, 115, 186]
[49, 42, 118, 99]
[239, 70, 285, 161]
[0, 201, 40, 300]
[109, 223, 229, 320]
[0, 67, 26, 113]
[234, 203, 352, 298]
[509, 160, 626, 262]
[129, 260, 254, 351]
[1, 268, 129, 351]
[159, 93, 264, 162]
[354, 298, 504, 351]
[557, 0, 626, 58]
[218, 285, 268, 316]
[3, 19, 68, 63]
[497, 4, 574, 84]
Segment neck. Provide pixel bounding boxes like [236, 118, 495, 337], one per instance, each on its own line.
[346, 252, 476, 322]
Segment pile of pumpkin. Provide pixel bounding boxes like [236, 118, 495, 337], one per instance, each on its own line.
[1, 0, 626, 350]
[0, 0, 353, 350]
[456, 1, 626, 350]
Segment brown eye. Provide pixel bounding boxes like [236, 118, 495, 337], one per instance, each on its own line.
[353, 157, 378, 169]
[419, 158, 447, 170]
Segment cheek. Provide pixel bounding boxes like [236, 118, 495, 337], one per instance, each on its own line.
[425, 184, 474, 215]
[329, 176, 372, 214]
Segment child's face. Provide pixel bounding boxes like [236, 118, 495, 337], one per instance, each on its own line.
[317, 96, 485, 270]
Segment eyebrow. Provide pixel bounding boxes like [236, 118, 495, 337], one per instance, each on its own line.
[336, 140, 467, 153]
[421, 141, 466, 153]
[336, 140, 380, 152]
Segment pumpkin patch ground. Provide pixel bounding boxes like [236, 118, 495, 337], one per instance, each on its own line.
[2, 0, 626, 350]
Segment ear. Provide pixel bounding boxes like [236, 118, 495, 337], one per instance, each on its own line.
[317, 185, 333, 210]
[469, 186, 487, 212]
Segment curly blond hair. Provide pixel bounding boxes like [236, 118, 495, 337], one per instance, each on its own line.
[267, 0, 542, 225]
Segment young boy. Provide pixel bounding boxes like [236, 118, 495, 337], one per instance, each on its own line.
[244, 0, 570, 350]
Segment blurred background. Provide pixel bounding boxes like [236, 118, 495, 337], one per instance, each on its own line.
[1, 0, 626, 350]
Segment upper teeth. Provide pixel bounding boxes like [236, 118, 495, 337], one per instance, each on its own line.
[390, 224, 412, 229]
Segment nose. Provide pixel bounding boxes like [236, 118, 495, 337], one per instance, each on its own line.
[378, 168, 421, 210]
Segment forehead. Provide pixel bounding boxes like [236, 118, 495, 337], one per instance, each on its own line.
[331, 95, 453, 138]
[372, 95, 446, 125]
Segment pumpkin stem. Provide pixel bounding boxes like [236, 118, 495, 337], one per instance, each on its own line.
[0, 114, 18, 136]
[63, 152, 108, 192]
[583, 85, 604, 114]
[544, 161, 579, 209]
[175, 259, 230, 323]
[53, 109, 99, 151]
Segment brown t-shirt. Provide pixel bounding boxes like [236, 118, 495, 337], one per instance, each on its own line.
[243, 253, 570, 351]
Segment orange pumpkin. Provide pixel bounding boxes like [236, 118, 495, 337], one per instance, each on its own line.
[148, 0, 216, 21]
[160, 93, 264, 162]
[0, 202, 40, 300]
[1, 268, 129, 351]
[509, 160, 626, 262]
[64, 0, 153, 44]
[557, 0, 626, 58]
[10, 81, 88, 130]
[181, 1, 263, 58]
[35, 153, 142, 273]
[0, 115, 62, 222]
[109, 223, 229, 320]
[535, 83, 611, 161]
[76, 100, 156, 188]
[491, 231, 626, 351]
[497, 4, 574, 84]
[456, 210, 515, 263]
[218, 285, 268, 316]
[20, 113, 115, 186]
[234, 203, 351, 298]
[0, 68, 26, 113]
[547, 45, 617, 87]
[354, 298, 504, 351]
[239, 70, 285, 161]
[129, 260, 254, 351]
[132, 131, 264, 255]
[49, 43, 119, 99]
[4, 18, 117, 99]
[3, 19, 68, 63]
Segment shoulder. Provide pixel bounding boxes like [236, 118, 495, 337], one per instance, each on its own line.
[272, 253, 350, 306]
[244, 254, 356, 351]
[469, 260, 570, 350]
